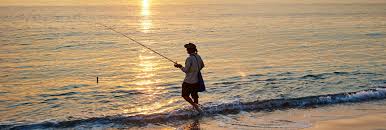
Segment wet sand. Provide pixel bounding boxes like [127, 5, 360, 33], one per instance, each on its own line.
[303, 113, 386, 130]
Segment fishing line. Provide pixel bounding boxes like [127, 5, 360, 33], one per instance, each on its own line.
[96, 23, 177, 64]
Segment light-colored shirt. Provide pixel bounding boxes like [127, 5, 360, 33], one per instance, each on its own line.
[180, 53, 205, 84]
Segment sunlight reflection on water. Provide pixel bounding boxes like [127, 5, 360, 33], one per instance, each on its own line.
[141, 0, 152, 33]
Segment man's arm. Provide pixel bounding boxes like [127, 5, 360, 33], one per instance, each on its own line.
[180, 57, 191, 73]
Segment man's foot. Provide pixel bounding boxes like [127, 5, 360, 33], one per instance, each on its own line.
[192, 103, 204, 114]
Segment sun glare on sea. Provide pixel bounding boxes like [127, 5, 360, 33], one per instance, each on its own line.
[141, 0, 152, 33]
[141, 0, 150, 16]
[134, 53, 159, 86]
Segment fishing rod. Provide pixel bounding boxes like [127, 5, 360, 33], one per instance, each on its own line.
[97, 23, 177, 64]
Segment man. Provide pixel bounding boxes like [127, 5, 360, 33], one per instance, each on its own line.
[174, 43, 205, 112]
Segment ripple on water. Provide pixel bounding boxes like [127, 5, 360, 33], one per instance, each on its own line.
[0, 91, 9, 95]
[7, 102, 32, 108]
[40, 98, 59, 104]
[111, 90, 145, 95]
[365, 32, 383, 38]
[39, 92, 80, 97]
[48, 84, 89, 91]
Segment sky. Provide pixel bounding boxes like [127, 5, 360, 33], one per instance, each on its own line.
[0, 0, 385, 6]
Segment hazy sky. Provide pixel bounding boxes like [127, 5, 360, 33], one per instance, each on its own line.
[0, 0, 385, 6]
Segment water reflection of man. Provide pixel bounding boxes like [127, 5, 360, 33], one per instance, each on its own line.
[174, 43, 204, 112]
[179, 119, 200, 130]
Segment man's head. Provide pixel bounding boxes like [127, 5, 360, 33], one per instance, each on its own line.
[184, 43, 197, 54]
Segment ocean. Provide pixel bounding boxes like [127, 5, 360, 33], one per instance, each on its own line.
[0, 1, 385, 129]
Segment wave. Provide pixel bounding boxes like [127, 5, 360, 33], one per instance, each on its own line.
[3, 87, 386, 129]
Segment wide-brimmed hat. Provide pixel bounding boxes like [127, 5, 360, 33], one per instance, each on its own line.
[184, 43, 196, 49]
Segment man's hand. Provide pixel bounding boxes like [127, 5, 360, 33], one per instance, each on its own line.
[174, 63, 183, 68]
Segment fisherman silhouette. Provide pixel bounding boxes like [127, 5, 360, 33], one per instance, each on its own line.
[174, 43, 205, 113]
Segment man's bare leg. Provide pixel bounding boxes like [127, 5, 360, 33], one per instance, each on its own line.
[182, 96, 202, 112]
[193, 97, 198, 104]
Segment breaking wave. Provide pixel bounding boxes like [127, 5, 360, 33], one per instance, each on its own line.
[3, 87, 386, 129]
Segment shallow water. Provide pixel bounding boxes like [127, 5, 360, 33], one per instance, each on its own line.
[0, 1, 385, 129]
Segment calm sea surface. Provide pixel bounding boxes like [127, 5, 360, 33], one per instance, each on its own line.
[0, 1, 385, 129]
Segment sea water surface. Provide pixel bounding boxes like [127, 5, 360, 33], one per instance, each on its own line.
[0, 1, 385, 129]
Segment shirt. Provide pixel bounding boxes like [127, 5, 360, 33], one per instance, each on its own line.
[180, 53, 205, 84]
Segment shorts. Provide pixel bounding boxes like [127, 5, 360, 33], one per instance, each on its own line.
[181, 82, 199, 99]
